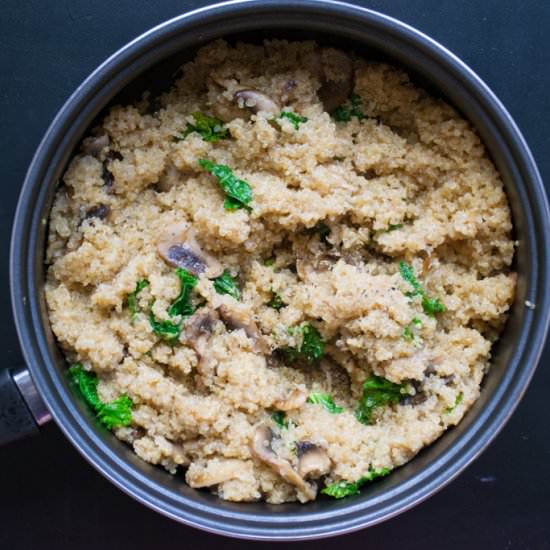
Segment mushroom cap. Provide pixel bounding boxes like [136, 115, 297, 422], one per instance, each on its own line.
[297, 443, 332, 479]
[234, 89, 280, 116]
[157, 222, 224, 278]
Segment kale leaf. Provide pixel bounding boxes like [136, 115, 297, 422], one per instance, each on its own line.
[69, 363, 133, 429]
[355, 375, 409, 425]
[272, 410, 289, 429]
[168, 268, 199, 317]
[148, 314, 182, 343]
[198, 159, 252, 211]
[445, 392, 464, 414]
[399, 261, 445, 317]
[127, 279, 150, 320]
[149, 268, 200, 343]
[277, 111, 308, 130]
[333, 94, 366, 122]
[307, 392, 344, 414]
[176, 112, 229, 142]
[322, 466, 390, 498]
[284, 323, 325, 363]
[402, 317, 423, 348]
[213, 269, 241, 301]
[267, 291, 285, 310]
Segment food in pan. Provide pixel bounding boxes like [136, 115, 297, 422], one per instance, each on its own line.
[45, 39, 516, 503]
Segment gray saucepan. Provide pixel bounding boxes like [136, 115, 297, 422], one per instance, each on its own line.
[3, 0, 549, 540]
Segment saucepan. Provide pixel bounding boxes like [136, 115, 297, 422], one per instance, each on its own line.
[4, 0, 549, 540]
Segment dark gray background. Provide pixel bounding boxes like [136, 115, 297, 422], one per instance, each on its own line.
[1, 1, 549, 549]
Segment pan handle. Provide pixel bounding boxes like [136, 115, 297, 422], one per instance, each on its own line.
[0, 368, 51, 446]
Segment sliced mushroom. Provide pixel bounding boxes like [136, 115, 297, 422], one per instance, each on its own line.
[273, 387, 307, 411]
[85, 204, 110, 220]
[183, 309, 218, 356]
[217, 304, 270, 354]
[81, 134, 109, 157]
[157, 222, 224, 278]
[234, 89, 280, 116]
[250, 425, 316, 501]
[296, 443, 332, 479]
[182, 310, 220, 380]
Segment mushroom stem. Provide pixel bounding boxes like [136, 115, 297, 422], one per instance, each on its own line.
[250, 425, 316, 501]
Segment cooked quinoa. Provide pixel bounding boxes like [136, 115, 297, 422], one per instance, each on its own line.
[45, 39, 516, 503]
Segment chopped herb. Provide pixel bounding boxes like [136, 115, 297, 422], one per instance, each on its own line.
[333, 94, 366, 122]
[272, 410, 289, 429]
[198, 159, 252, 211]
[399, 261, 445, 317]
[263, 257, 276, 267]
[175, 112, 229, 143]
[69, 363, 133, 430]
[322, 466, 390, 498]
[149, 268, 200, 343]
[388, 223, 404, 231]
[445, 392, 464, 414]
[148, 314, 182, 343]
[421, 295, 446, 316]
[267, 291, 285, 310]
[402, 317, 423, 348]
[127, 279, 150, 320]
[399, 261, 424, 296]
[277, 111, 308, 130]
[168, 268, 199, 318]
[213, 269, 241, 301]
[284, 323, 325, 363]
[355, 375, 410, 425]
[307, 393, 344, 414]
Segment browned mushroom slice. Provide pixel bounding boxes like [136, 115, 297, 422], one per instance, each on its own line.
[234, 90, 280, 116]
[81, 134, 110, 157]
[182, 310, 218, 356]
[274, 387, 307, 411]
[296, 442, 332, 479]
[157, 222, 224, 278]
[217, 304, 270, 354]
[250, 425, 316, 501]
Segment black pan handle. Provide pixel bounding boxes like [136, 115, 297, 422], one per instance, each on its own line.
[0, 368, 51, 446]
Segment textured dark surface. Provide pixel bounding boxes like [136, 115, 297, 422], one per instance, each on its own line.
[1, 1, 549, 548]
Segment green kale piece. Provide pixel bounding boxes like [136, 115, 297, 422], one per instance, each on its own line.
[272, 410, 289, 429]
[284, 323, 325, 363]
[306, 392, 344, 414]
[168, 268, 199, 318]
[322, 467, 391, 498]
[69, 363, 133, 429]
[127, 279, 150, 320]
[399, 261, 446, 317]
[333, 94, 366, 122]
[277, 111, 308, 130]
[213, 269, 241, 301]
[176, 112, 229, 142]
[355, 375, 409, 425]
[402, 317, 423, 348]
[198, 159, 252, 211]
[149, 268, 200, 343]
[445, 392, 464, 414]
[267, 291, 285, 310]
